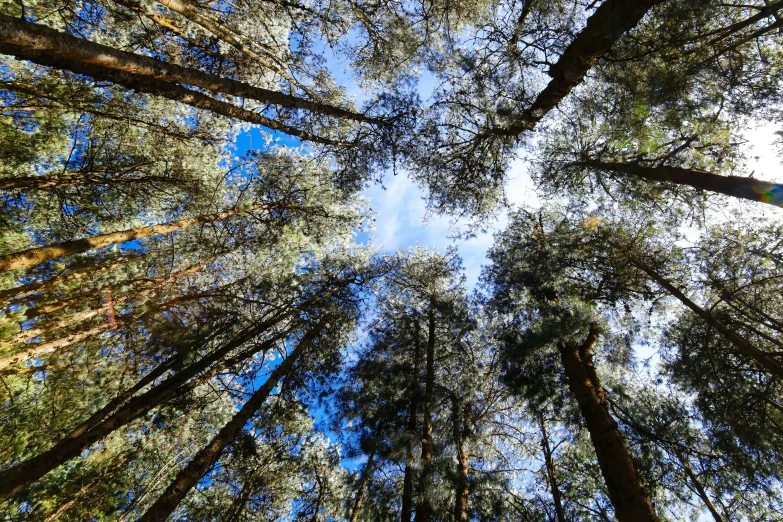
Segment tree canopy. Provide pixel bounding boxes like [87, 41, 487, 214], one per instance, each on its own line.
[1, 0, 782, 520]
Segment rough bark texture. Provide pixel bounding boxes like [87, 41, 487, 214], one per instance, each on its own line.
[349, 452, 376, 522]
[401, 320, 421, 522]
[0, 14, 378, 124]
[415, 301, 436, 522]
[585, 160, 783, 207]
[137, 324, 323, 521]
[559, 325, 660, 522]
[0, 205, 263, 273]
[538, 413, 566, 522]
[0, 325, 108, 371]
[0, 172, 176, 191]
[631, 257, 783, 378]
[492, 0, 664, 137]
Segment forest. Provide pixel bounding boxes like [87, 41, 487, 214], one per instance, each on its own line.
[0, 0, 782, 520]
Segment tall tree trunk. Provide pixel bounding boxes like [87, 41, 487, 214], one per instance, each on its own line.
[0, 283, 342, 502]
[136, 323, 324, 521]
[629, 256, 783, 378]
[583, 160, 783, 207]
[416, 300, 436, 522]
[0, 204, 265, 273]
[559, 325, 659, 522]
[0, 14, 378, 124]
[0, 258, 133, 304]
[0, 325, 108, 371]
[401, 319, 421, 522]
[452, 400, 470, 522]
[676, 453, 726, 522]
[538, 412, 566, 522]
[0, 172, 176, 192]
[487, 0, 664, 138]
[349, 451, 376, 522]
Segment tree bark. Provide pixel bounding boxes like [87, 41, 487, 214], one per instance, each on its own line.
[0, 172, 176, 192]
[452, 400, 470, 522]
[0, 258, 133, 304]
[630, 256, 783, 379]
[584, 159, 783, 207]
[0, 41, 345, 145]
[559, 325, 659, 522]
[0, 204, 265, 273]
[489, 0, 664, 137]
[0, 14, 378, 124]
[136, 323, 324, 521]
[0, 325, 108, 371]
[415, 301, 436, 522]
[538, 412, 566, 522]
[0, 283, 342, 502]
[401, 319, 421, 522]
[349, 451, 376, 522]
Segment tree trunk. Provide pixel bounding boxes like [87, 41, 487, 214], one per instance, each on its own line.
[0, 40, 344, 145]
[538, 412, 566, 522]
[136, 323, 324, 521]
[415, 300, 436, 522]
[0, 14, 378, 124]
[630, 256, 783, 379]
[452, 400, 470, 522]
[401, 319, 421, 522]
[0, 325, 108, 371]
[559, 325, 659, 522]
[0, 258, 133, 304]
[349, 451, 376, 522]
[0, 172, 176, 192]
[489, 0, 664, 137]
[0, 283, 342, 502]
[584, 159, 783, 207]
[0, 205, 265, 273]
[676, 453, 725, 522]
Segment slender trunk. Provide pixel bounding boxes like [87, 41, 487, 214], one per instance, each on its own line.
[0, 284, 342, 501]
[401, 319, 422, 522]
[349, 452, 376, 522]
[630, 256, 783, 378]
[584, 160, 783, 207]
[452, 400, 470, 522]
[676, 453, 725, 522]
[0, 325, 108, 371]
[0, 40, 343, 145]
[489, 0, 663, 138]
[137, 323, 324, 521]
[416, 300, 436, 522]
[0, 14, 378, 124]
[0, 258, 132, 304]
[538, 413, 566, 522]
[0, 205, 265, 273]
[559, 325, 659, 522]
[0, 172, 176, 192]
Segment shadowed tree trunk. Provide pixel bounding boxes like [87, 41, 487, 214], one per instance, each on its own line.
[452, 399, 470, 522]
[676, 452, 726, 522]
[0, 282, 344, 502]
[402, 319, 421, 522]
[0, 14, 378, 124]
[583, 159, 783, 207]
[0, 204, 267, 273]
[349, 451, 376, 522]
[0, 172, 177, 192]
[486, 0, 664, 138]
[538, 412, 566, 522]
[416, 300, 436, 522]
[136, 323, 324, 521]
[559, 324, 660, 522]
[629, 256, 783, 379]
